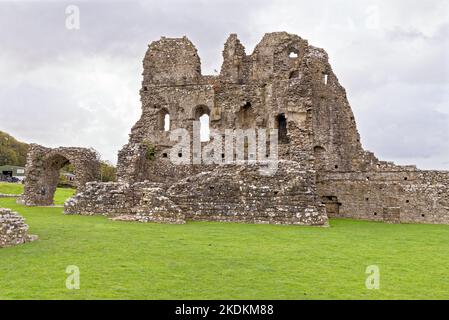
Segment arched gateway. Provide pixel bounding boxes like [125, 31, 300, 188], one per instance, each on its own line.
[19, 144, 100, 206]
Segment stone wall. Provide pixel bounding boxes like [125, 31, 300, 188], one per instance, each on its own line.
[0, 208, 37, 248]
[168, 161, 327, 225]
[64, 182, 185, 224]
[65, 160, 328, 226]
[20, 144, 101, 206]
[64, 32, 449, 225]
[317, 170, 449, 224]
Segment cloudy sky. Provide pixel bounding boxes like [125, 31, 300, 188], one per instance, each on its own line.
[0, 0, 448, 169]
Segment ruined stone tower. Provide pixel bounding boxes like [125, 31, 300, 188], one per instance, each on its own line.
[64, 32, 449, 225]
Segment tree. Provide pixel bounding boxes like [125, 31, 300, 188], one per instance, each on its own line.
[0, 131, 29, 166]
[100, 161, 117, 182]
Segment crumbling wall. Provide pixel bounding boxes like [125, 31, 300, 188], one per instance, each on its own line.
[64, 181, 185, 224]
[20, 144, 101, 206]
[317, 170, 449, 224]
[142, 36, 201, 86]
[168, 161, 328, 225]
[120, 32, 324, 184]
[120, 31, 370, 184]
[67, 31, 449, 225]
[65, 161, 328, 226]
[0, 208, 37, 248]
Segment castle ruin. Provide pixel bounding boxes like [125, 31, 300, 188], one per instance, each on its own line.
[20, 145, 100, 206]
[25, 32, 449, 225]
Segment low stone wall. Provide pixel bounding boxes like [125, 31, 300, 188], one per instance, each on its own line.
[0, 208, 37, 248]
[317, 170, 449, 224]
[168, 161, 327, 225]
[64, 182, 185, 224]
[65, 161, 328, 226]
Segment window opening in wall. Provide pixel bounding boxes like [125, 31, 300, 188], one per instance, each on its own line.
[277, 113, 288, 144]
[164, 114, 170, 131]
[289, 70, 299, 79]
[199, 114, 210, 142]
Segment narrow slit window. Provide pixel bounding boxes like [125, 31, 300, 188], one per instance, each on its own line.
[164, 113, 170, 131]
[199, 114, 210, 142]
[277, 114, 288, 144]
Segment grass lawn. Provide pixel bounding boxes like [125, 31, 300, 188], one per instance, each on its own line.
[0, 183, 449, 299]
[0, 182, 75, 206]
[0, 182, 24, 195]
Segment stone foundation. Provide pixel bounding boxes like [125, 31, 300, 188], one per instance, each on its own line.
[168, 161, 327, 225]
[64, 182, 185, 224]
[64, 161, 328, 226]
[0, 208, 37, 248]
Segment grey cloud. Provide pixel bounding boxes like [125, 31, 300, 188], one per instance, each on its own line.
[0, 0, 447, 169]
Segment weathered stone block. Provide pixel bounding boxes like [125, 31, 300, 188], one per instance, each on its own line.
[0, 208, 37, 248]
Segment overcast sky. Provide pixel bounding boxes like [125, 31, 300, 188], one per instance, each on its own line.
[0, 0, 448, 169]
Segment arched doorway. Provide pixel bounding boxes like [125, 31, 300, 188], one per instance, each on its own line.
[21, 144, 100, 206]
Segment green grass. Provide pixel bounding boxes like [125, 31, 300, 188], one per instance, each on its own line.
[0, 182, 74, 205]
[0, 182, 24, 195]
[0, 183, 449, 299]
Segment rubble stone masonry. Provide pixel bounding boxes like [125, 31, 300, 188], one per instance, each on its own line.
[0, 208, 37, 248]
[32, 31, 447, 225]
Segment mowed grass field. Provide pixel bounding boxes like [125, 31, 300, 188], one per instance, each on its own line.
[0, 182, 449, 299]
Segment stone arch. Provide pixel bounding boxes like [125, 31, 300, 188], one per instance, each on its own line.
[194, 105, 211, 142]
[288, 47, 299, 58]
[20, 144, 101, 206]
[158, 108, 170, 131]
[193, 105, 210, 120]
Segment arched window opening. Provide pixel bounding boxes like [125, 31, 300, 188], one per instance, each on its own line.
[194, 105, 211, 142]
[323, 73, 329, 85]
[164, 114, 170, 131]
[289, 50, 298, 58]
[199, 114, 210, 142]
[158, 109, 170, 131]
[276, 114, 288, 144]
[314, 146, 326, 153]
